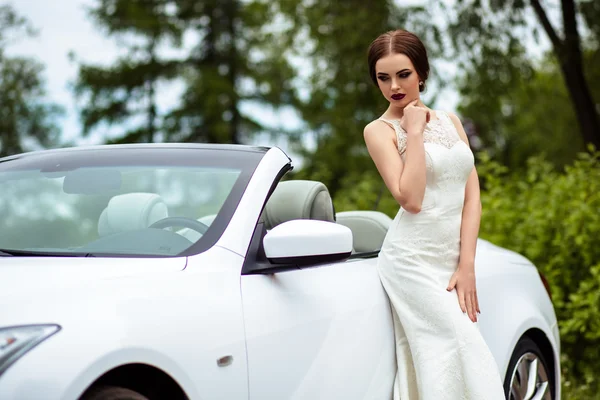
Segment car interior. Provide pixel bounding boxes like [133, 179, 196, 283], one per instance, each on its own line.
[96, 179, 392, 256]
[261, 179, 392, 255]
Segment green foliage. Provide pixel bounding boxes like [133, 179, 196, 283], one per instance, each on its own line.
[476, 148, 600, 397]
[458, 49, 600, 170]
[74, 0, 299, 144]
[441, 0, 600, 149]
[278, 0, 445, 197]
[0, 4, 35, 50]
[0, 5, 64, 157]
[73, 0, 187, 143]
[331, 169, 397, 216]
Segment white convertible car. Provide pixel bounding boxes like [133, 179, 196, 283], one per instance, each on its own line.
[0, 144, 559, 400]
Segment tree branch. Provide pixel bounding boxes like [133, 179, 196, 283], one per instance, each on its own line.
[529, 0, 563, 51]
[561, 0, 582, 58]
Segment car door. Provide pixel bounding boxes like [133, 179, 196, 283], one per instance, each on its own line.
[241, 255, 396, 400]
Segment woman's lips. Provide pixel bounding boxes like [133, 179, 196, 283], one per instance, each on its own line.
[391, 93, 405, 100]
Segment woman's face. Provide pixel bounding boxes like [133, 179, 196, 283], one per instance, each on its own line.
[375, 53, 421, 108]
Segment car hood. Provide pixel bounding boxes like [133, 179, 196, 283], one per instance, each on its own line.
[0, 256, 186, 297]
[477, 238, 534, 266]
[0, 246, 241, 331]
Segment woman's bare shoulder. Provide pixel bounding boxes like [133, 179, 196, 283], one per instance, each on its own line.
[364, 119, 395, 141]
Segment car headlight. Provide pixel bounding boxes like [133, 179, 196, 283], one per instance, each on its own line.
[0, 325, 60, 376]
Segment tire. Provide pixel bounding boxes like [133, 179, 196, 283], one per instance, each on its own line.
[504, 336, 554, 400]
[81, 386, 149, 400]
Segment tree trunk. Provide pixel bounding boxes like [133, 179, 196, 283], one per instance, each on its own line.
[559, 61, 600, 148]
[146, 38, 158, 143]
[530, 0, 600, 148]
[559, 0, 600, 147]
[226, 0, 240, 145]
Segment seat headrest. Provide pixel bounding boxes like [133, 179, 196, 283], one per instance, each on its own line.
[263, 180, 335, 230]
[98, 193, 169, 237]
[336, 211, 392, 253]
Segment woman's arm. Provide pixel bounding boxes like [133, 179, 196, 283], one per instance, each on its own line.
[446, 111, 482, 322]
[363, 121, 427, 213]
[363, 101, 430, 213]
[448, 112, 482, 269]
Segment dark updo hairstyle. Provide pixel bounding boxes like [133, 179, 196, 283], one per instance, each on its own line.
[367, 29, 430, 92]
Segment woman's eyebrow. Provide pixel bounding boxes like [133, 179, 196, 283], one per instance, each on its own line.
[377, 68, 411, 75]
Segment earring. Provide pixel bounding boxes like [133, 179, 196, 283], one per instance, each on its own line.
[419, 81, 424, 86]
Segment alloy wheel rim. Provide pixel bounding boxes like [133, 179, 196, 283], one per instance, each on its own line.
[509, 352, 551, 400]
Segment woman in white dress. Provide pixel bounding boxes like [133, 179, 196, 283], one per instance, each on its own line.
[363, 29, 506, 399]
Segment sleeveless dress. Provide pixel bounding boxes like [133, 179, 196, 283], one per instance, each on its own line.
[377, 111, 506, 399]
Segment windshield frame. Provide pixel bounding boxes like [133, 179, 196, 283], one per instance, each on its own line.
[0, 144, 267, 258]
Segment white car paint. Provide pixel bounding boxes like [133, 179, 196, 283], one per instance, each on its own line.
[0, 145, 560, 400]
[240, 255, 396, 400]
[0, 247, 248, 400]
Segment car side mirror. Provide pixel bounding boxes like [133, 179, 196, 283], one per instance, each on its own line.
[263, 220, 353, 265]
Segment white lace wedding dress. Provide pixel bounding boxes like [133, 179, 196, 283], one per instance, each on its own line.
[377, 111, 506, 399]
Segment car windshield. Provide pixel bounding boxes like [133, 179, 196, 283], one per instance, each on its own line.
[0, 146, 262, 257]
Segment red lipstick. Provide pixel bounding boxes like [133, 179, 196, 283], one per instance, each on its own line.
[391, 94, 405, 100]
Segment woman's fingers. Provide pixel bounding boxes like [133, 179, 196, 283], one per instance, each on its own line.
[458, 289, 467, 314]
[447, 273, 457, 291]
[465, 294, 473, 322]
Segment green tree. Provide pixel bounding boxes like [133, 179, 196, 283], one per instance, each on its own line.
[0, 5, 64, 157]
[475, 149, 600, 397]
[458, 48, 600, 169]
[445, 0, 600, 150]
[162, 0, 298, 144]
[73, 0, 183, 143]
[74, 0, 298, 144]
[276, 0, 441, 197]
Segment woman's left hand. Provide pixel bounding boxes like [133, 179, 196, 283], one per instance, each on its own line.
[447, 265, 480, 323]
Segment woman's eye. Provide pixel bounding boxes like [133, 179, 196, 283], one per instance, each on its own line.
[399, 73, 410, 78]
[378, 76, 388, 81]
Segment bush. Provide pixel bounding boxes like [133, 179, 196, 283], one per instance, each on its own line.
[477, 147, 600, 398]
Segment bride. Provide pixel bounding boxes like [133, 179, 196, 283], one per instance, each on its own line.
[363, 29, 506, 399]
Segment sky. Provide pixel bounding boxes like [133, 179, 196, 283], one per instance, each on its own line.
[7, 0, 309, 153]
[7, 0, 552, 157]
[8, 0, 118, 145]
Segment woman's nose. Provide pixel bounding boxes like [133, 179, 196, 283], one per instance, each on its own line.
[391, 78, 400, 91]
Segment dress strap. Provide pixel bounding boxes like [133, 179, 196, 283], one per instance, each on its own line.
[435, 111, 462, 139]
[378, 118, 407, 155]
[435, 110, 452, 124]
[378, 117, 397, 127]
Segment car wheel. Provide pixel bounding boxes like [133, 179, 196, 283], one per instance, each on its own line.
[504, 336, 553, 400]
[81, 386, 149, 400]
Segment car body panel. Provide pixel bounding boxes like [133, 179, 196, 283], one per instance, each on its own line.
[0, 144, 560, 400]
[241, 257, 395, 400]
[473, 240, 560, 398]
[0, 247, 248, 400]
[215, 147, 290, 257]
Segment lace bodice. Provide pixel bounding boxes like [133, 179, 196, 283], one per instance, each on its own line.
[379, 111, 475, 211]
[379, 111, 461, 155]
